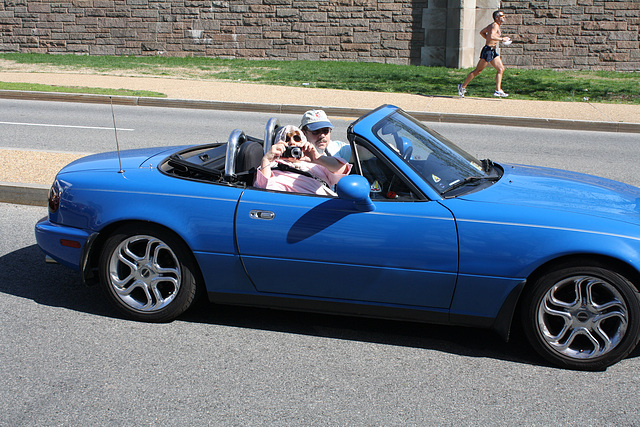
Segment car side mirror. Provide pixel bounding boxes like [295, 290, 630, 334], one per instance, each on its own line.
[337, 175, 376, 212]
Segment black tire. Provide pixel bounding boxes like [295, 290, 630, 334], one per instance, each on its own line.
[521, 266, 640, 370]
[98, 224, 199, 322]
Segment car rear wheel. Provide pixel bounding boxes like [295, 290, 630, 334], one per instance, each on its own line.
[522, 266, 640, 370]
[99, 225, 199, 322]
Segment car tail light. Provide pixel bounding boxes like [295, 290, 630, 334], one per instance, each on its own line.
[48, 180, 61, 213]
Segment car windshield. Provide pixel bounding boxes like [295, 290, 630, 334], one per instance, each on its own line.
[371, 110, 500, 196]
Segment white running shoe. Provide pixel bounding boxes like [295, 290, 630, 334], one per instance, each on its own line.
[494, 90, 509, 97]
[458, 84, 466, 98]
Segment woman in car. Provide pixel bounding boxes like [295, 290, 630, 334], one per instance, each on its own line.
[254, 125, 351, 196]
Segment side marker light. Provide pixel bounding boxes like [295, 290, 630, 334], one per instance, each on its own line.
[60, 239, 81, 249]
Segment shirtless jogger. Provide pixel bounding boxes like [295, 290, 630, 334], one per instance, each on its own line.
[458, 10, 511, 98]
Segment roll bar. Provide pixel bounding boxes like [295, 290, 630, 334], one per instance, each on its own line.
[264, 117, 280, 155]
[224, 129, 246, 182]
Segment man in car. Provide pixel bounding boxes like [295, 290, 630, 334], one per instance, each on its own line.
[255, 125, 351, 195]
[300, 109, 351, 161]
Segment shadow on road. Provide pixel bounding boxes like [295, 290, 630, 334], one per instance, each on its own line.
[3, 244, 638, 369]
[0, 244, 112, 317]
[182, 301, 547, 367]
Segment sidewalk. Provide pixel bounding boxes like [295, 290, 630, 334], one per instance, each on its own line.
[1, 71, 640, 206]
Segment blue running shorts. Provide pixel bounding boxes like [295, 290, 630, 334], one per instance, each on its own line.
[480, 45, 499, 62]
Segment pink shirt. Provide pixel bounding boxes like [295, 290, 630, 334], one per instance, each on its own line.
[254, 159, 352, 195]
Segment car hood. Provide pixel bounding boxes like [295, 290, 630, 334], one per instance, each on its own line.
[57, 146, 189, 174]
[460, 163, 640, 224]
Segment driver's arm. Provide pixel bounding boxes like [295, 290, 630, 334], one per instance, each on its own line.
[313, 154, 350, 174]
[302, 141, 350, 174]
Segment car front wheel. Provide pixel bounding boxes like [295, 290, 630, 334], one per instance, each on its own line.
[99, 225, 199, 322]
[522, 266, 640, 370]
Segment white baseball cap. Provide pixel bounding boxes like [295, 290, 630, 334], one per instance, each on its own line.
[300, 109, 334, 131]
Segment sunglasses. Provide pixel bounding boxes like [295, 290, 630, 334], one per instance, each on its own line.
[286, 133, 302, 143]
[310, 127, 331, 136]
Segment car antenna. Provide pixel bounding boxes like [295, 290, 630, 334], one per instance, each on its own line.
[110, 96, 124, 173]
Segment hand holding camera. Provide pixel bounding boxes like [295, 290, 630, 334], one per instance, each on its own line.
[282, 145, 302, 159]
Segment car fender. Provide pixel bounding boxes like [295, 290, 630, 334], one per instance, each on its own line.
[55, 168, 256, 293]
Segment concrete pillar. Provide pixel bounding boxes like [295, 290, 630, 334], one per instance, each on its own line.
[421, 0, 500, 68]
[457, 0, 477, 68]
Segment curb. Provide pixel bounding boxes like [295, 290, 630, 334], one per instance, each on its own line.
[2, 90, 639, 134]
[0, 181, 49, 207]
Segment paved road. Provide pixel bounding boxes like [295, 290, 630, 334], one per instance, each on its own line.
[2, 105, 640, 425]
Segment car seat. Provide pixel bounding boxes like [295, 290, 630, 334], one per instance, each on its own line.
[235, 140, 264, 184]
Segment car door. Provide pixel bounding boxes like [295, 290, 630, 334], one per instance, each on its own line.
[235, 188, 458, 309]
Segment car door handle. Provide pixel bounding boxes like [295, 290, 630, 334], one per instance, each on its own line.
[249, 210, 275, 220]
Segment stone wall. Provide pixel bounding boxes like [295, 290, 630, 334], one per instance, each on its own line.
[0, 0, 638, 70]
[500, 0, 640, 71]
[0, 0, 427, 65]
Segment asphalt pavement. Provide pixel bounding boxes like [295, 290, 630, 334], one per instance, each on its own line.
[1, 71, 640, 206]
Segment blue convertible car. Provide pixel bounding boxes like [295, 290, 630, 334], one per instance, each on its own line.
[36, 105, 640, 370]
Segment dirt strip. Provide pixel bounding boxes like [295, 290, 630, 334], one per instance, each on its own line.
[1, 149, 85, 185]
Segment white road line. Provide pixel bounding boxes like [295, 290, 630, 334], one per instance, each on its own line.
[0, 121, 134, 131]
